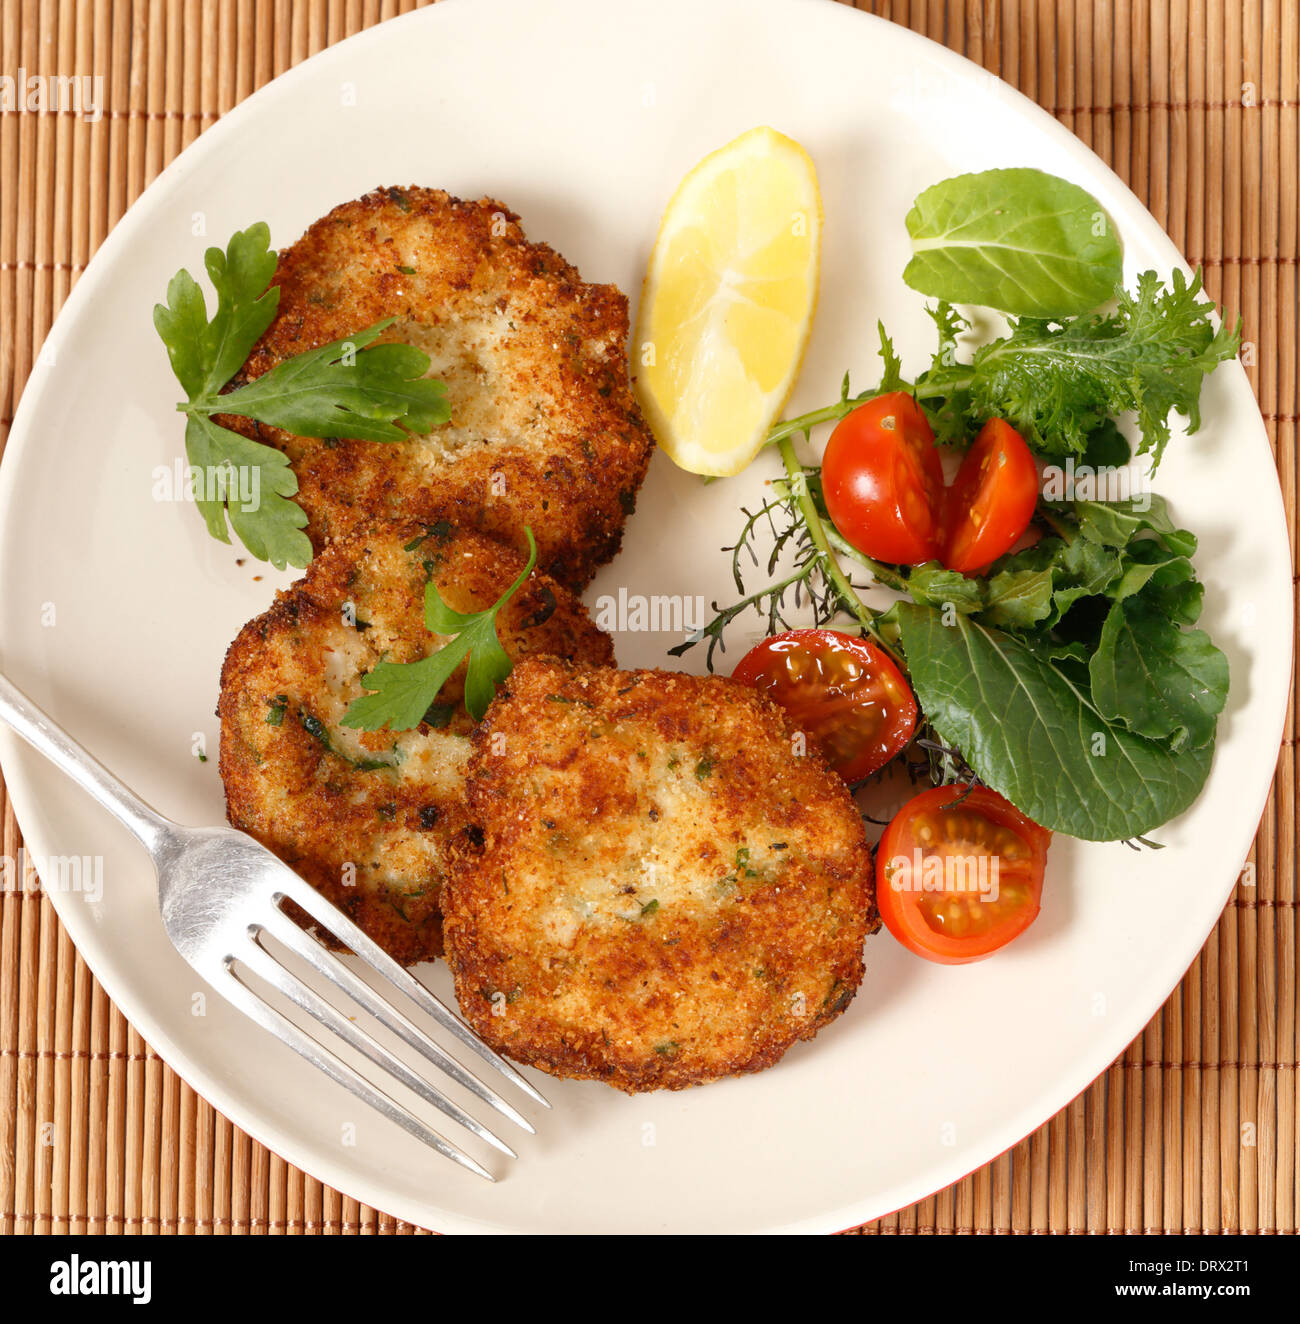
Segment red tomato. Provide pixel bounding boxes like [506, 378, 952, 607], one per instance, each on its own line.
[822, 392, 944, 565]
[941, 418, 1039, 573]
[875, 784, 1050, 964]
[732, 628, 917, 782]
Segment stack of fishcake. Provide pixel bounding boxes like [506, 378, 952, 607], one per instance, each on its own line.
[219, 188, 651, 963]
[217, 188, 876, 1091]
[220, 521, 613, 964]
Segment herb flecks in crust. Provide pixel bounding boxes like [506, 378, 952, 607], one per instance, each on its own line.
[218, 522, 613, 965]
[441, 659, 877, 1092]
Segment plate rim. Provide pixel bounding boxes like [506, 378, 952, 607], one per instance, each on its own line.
[0, 0, 1291, 1234]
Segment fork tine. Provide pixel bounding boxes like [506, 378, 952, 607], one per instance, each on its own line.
[257, 907, 535, 1137]
[272, 872, 550, 1108]
[237, 936, 516, 1159]
[217, 963, 495, 1181]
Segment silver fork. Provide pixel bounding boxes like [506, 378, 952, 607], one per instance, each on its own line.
[0, 672, 548, 1181]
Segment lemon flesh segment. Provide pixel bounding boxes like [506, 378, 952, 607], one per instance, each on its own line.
[634, 127, 822, 478]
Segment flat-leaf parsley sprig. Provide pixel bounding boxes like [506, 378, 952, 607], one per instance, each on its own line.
[341, 529, 539, 732]
[153, 222, 451, 570]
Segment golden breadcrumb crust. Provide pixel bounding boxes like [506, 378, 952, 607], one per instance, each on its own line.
[218, 523, 614, 965]
[442, 659, 878, 1091]
[219, 186, 654, 588]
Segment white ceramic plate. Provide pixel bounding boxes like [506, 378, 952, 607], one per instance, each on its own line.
[0, 0, 1290, 1235]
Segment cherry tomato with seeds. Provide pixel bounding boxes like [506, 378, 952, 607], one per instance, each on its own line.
[941, 418, 1039, 574]
[875, 783, 1050, 964]
[732, 628, 917, 782]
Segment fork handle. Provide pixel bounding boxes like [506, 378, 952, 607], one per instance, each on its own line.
[0, 672, 170, 852]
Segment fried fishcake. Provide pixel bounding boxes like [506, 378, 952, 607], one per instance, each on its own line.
[442, 659, 877, 1091]
[222, 186, 654, 588]
[218, 523, 614, 965]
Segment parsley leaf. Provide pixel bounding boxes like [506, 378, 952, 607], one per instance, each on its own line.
[182, 414, 310, 568]
[154, 223, 451, 569]
[185, 319, 450, 443]
[154, 223, 281, 399]
[340, 529, 538, 732]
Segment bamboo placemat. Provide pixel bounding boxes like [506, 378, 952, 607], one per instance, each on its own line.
[0, 0, 1295, 1236]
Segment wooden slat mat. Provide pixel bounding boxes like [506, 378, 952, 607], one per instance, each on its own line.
[0, 0, 1295, 1236]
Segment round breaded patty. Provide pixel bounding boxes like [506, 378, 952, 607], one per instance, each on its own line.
[442, 659, 878, 1092]
[220, 186, 654, 588]
[218, 523, 614, 965]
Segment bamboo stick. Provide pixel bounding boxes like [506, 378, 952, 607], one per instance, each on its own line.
[140, 1040, 162, 1235]
[0, 0, 18, 454]
[144, 0, 165, 187]
[86, 983, 109, 1232]
[1274, 0, 1299, 1238]
[0, 800, 22, 1236]
[249, 1136, 269, 1233]
[1085, 1075, 1106, 1232]
[1253, 0, 1282, 1237]
[67, 950, 91, 1234]
[33, 892, 59, 1236]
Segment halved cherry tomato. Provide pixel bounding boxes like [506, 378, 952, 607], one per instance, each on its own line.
[875, 784, 1050, 964]
[732, 628, 916, 782]
[822, 392, 944, 565]
[941, 418, 1039, 573]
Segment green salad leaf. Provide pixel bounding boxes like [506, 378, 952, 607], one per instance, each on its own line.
[696, 479, 1231, 840]
[906, 534, 1121, 631]
[894, 602, 1216, 841]
[917, 271, 1239, 466]
[341, 529, 538, 732]
[1069, 494, 1199, 556]
[1089, 598, 1228, 750]
[891, 491, 1228, 836]
[903, 168, 1123, 317]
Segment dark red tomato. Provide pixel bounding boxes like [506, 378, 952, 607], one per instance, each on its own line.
[875, 784, 1050, 964]
[732, 628, 917, 782]
[942, 418, 1039, 574]
[822, 392, 945, 565]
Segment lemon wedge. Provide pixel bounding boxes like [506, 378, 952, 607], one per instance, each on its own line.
[633, 126, 822, 477]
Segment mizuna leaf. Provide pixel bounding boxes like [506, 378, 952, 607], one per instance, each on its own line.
[918, 271, 1239, 467]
